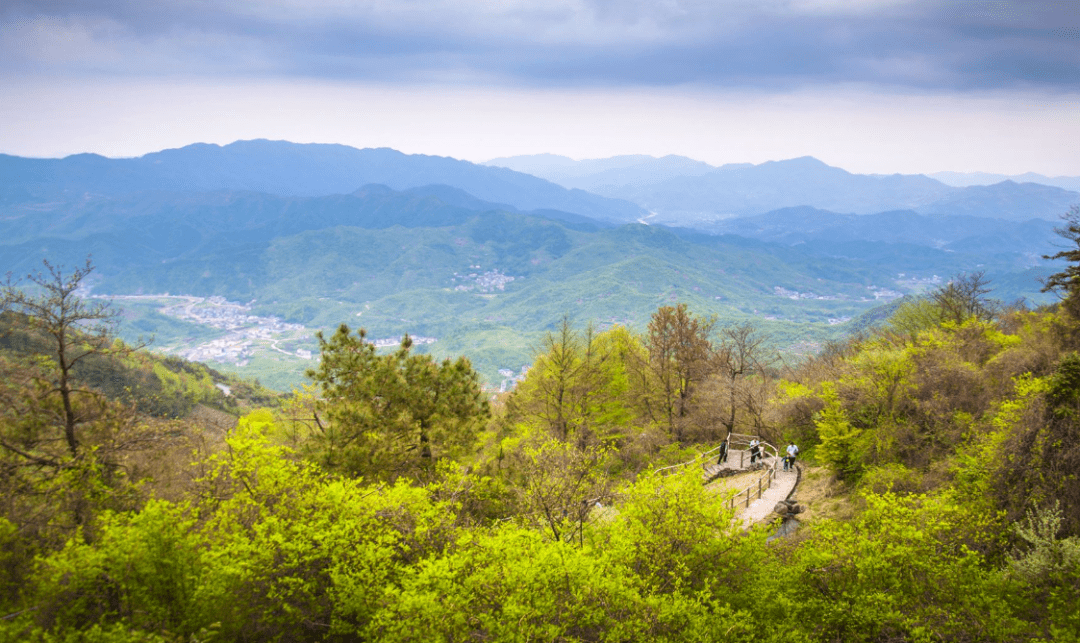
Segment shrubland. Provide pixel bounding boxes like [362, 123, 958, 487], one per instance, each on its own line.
[3, 242, 1080, 642]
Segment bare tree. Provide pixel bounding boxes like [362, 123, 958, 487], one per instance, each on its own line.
[691, 323, 776, 444]
[640, 304, 715, 441]
[717, 323, 773, 436]
[932, 271, 998, 325]
[2, 258, 122, 457]
[513, 439, 610, 546]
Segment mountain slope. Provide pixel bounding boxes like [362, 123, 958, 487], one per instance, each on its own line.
[915, 180, 1080, 221]
[0, 182, 943, 388]
[706, 206, 1058, 250]
[930, 170, 1080, 192]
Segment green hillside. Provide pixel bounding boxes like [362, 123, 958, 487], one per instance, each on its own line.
[0, 182, 1059, 390]
[3, 253, 1080, 642]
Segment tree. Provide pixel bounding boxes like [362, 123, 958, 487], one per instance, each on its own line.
[992, 354, 1080, 537]
[1, 258, 122, 458]
[507, 319, 631, 446]
[0, 258, 149, 539]
[512, 439, 609, 545]
[304, 324, 489, 480]
[696, 323, 774, 443]
[638, 304, 715, 440]
[931, 270, 998, 325]
[886, 297, 947, 340]
[1043, 205, 1080, 316]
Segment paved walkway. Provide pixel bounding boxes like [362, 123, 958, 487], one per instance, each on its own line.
[737, 466, 799, 527]
[657, 442, 801, 528]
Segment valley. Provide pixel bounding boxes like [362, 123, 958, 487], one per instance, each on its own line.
[1, 141, 1071, 392]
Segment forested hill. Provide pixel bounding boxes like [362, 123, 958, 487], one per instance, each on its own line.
[0, 184, 1061, 389]
[3, 251, 1080, 642]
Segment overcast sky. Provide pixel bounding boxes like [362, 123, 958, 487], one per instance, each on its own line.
[1, 0, 1078, 175]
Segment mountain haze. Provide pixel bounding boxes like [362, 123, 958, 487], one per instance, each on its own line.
[0, 140, 646, 223]
[930, 170, 1080, 192]
[486, 153, 1080, 225]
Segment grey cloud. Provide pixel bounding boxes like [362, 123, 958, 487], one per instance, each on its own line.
[1, 0, 1077, 91]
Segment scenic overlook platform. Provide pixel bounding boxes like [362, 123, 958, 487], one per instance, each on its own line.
[656, 436, 800, 528]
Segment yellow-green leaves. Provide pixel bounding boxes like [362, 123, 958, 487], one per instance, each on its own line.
[814, 383, 864, 478]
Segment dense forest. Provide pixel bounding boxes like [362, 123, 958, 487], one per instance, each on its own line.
[3, 205, 1080, 642]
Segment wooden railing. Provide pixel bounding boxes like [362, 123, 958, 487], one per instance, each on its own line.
[652, 433, 779, 478]
[653, 443, 726, 477]
[648, 433, 788, 522]
[727, 465, 778, 511]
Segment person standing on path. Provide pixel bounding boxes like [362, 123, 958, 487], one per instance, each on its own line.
[717, 439, 729, 464]
[785, 442, 799, 471]
[749, 438, 761, 464]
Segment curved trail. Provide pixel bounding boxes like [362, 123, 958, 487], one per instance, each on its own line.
[735, 465, 798, 527]
[655, 438, 801, 528]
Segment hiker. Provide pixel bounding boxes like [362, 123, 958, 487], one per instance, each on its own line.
[717, 439, 728, 464]
[785, 442, 799, 471]
[749, 438, 761, 464]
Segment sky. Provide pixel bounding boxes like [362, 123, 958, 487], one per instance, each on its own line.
[1, 0, 1078, 175]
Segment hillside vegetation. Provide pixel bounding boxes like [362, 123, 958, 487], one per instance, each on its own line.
[3, 225, 1080, 641]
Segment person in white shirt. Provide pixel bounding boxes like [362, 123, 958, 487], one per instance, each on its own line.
[785, 443, 799, 471]
[749, 438, 761, 464]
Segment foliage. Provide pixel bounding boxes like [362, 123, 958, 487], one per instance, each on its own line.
[373, 524, 747, 643]
[886, 297, 946, 340]
[1042, 204, 1080, 316]
[761, 492, 1025, 643]
[7, 284, 1080, 643]
[303, 324, 489, 480]
[992, 352, 1080, 535]
[592, 471, 759, 600]
[1008, 502, 1080, 639]
[506, 320, 632, 445]
[813, 382, 864, 479]
[510, 439, 610, 544]
[32, 500, 202, 635]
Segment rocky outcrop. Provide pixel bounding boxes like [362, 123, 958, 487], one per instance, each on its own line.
[772, 500, 804, 516]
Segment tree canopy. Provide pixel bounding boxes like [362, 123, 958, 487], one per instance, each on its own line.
[304, 324, 489, 480]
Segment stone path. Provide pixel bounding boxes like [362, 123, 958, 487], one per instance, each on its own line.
[657, 441, 802, 529]
[737, 466, 799, 527]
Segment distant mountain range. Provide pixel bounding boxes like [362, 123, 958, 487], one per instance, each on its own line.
[485, 154, 1080, 224]
[0, 140, 1070, 389]
[0, 140, 645, 224]
[929, 171, 1080, 192]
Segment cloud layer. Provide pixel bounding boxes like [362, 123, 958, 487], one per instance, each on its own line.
[3, 0, 1078, 91]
